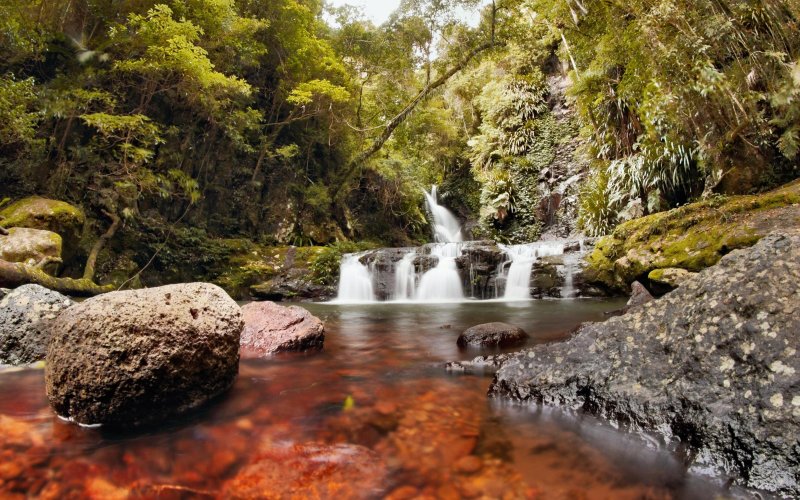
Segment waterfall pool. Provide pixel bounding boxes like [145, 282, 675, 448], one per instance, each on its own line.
[0, 299, 737, 498]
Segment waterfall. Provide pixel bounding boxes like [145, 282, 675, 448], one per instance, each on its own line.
[415, 243, 464, 301]
[393, 252, 417, 301]
[423, 186, 462, 243]
[500, 242, 565, 300]
[335, 253, 375, 303]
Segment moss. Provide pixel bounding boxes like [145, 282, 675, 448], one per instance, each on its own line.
[0, 197, 85, 236]
[585, 179, 800, 291]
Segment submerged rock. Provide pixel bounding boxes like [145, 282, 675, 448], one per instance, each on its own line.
[458, 323, 529, 348]
[446, 354, 514, 375]
[490, 231, 800, 497]
[45, 283, 242, 429]
[0, 285, 73, 365]
[240, 301, 324, 357]
[222, 442, 386, 499]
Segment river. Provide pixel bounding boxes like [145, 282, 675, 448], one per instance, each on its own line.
[0, 299, 732, 498]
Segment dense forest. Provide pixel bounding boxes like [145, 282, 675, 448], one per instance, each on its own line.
[1, 0, 798, 289]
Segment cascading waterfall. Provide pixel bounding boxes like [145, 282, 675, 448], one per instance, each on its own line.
[393, 252, 417, 301]
[335, 253, 375, 302]
[500, 242, 565, 300]
[415, 243, 464, 301]
[423, 186, 462, 243]
[334, 185, 588, 303]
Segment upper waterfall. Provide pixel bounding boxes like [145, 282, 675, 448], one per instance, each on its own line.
[423, 186, 462, 243]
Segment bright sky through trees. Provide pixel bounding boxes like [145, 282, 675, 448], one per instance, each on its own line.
[328, 0, 402, 25]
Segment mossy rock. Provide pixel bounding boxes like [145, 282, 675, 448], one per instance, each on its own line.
[0, 197, 85, 252]
[584, 179, 800, 292]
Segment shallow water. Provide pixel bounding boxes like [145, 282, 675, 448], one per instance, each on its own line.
[0, 299, 735, 498]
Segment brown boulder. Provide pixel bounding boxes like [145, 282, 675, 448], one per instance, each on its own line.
[45, 283, 242, 429]
[240, 301, 324, 357]
[623, 281, 654, 312]
[457, 322, 529, 348]
[221, 442, 386, 499]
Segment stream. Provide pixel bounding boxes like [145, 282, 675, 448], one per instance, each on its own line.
[0, 299, 734, 498]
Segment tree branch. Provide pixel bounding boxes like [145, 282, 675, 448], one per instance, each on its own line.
[334, 40, 500, 197]
[0, 260, 114, 296]
[83, 209, 121, 281]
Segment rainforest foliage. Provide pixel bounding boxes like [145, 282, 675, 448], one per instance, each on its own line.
[0, 0, 798, 255]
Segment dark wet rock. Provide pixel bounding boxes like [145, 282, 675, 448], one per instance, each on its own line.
[0, 285, 73, 365]
[222, 442, 387, 499]
[623, 281, 653, 312]
[45, 283, 242, 429]
[530, 261, 563, 298]
[490, 231, 800, 497]
[648, 267, 697, 293]
[458, 323, 529, 348]
[446, 354, 514, 375]
[249, 269, 335, 302]
[240, 301, 324, 357]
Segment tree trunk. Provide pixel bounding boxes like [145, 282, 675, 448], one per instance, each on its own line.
[0, 260, 114, 296]
[83, 210, 121, 281]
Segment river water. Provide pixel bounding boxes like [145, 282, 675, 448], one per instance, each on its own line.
[0, 299, 732, 498]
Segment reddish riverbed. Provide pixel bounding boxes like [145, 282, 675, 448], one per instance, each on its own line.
[1, 300, 729, 498]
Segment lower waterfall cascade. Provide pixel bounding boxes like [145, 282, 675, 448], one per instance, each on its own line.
[334, 239, 590, 304]
[334, 185, 592, 304]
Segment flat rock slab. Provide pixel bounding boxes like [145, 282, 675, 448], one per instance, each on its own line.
[457, 322, 529, 348]
[222, 442, 386, 499]
[0, 285, 73, 365]
[490, 231, 800, 497]
[240, 301, 324, 357]
[45, 283, 242, 429]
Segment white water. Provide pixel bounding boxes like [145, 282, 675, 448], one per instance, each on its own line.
[335, 253, 375, 302]
[393, 252, 417, 300]
[500, 242, 565, 300]
[423, 186, 462, 243]
[416, 243, 464, 301]
[335, 184, 587, 303]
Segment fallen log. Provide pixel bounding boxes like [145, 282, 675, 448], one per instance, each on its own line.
[0, 259, 114, 296]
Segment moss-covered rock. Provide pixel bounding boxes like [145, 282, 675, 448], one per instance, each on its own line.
[583, 180, 800, 292]
[0, 197, 85, 249]
[0, 228, 63, 275]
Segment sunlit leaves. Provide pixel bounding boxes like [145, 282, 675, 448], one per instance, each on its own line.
[0, 75, 39, 153]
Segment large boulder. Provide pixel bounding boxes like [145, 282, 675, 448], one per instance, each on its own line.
[0, 285, 73, 365]
[457, 322, 529, 348]
[240, 301, 324, 357]
[45, 283, 242, 429]
[0, 227, 63, 274]
[222, 442, 386, 499]
[490, 231, 800, 497]
[0, 197, 84, 252]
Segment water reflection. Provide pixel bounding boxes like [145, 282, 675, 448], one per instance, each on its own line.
[0, 298, 737, 498]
